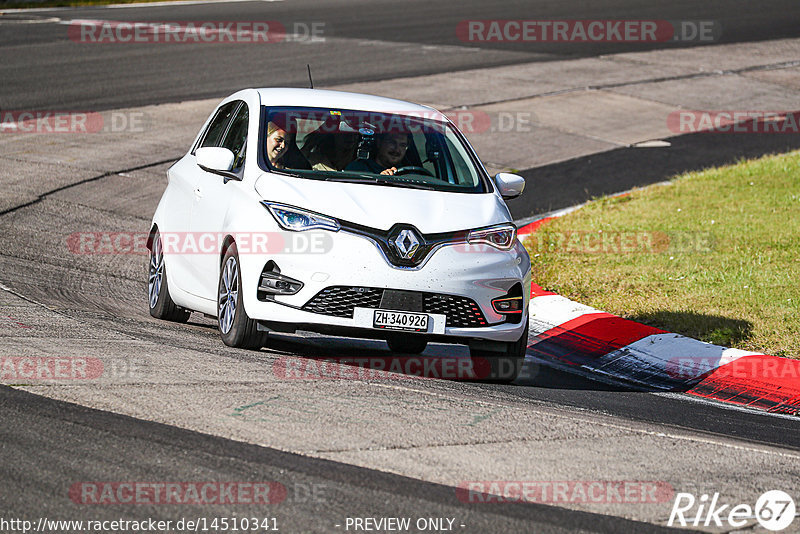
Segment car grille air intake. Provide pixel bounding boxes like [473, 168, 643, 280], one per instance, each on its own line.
[422, 294, 488, 328]
[301, 286, 383, 318]
[301, 286, 489, 327]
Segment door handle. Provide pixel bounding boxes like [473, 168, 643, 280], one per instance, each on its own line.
[194, 188, 203, 198]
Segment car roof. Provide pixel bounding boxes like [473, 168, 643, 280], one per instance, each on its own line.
[252, 88, 445, 119]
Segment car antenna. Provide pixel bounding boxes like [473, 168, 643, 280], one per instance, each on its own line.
[307, 64, 314, 89]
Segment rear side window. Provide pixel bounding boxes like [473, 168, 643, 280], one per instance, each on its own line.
[198, 101, 239, 149]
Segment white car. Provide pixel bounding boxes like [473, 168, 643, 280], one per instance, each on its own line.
[147, 88, 531, 381]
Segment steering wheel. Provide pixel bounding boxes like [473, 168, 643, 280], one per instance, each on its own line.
[393, 166, 434, 177]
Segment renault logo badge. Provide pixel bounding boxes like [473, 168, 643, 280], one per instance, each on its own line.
[393, 229, 420, 260]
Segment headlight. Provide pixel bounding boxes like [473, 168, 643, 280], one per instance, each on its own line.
[262, 202, 340, 232]
[467, 223, 517, 250]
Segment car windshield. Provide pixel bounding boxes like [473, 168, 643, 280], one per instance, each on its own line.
[260, 106, 488, 193]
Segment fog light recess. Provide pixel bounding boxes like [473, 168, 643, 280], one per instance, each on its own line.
[257, 262, 303, 299]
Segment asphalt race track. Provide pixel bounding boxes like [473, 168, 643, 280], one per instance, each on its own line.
[1, 385, 687, 533]
[1, 1, 800, 532]
[2, 0, 800, 111]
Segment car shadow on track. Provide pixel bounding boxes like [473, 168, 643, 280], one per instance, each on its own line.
[514, 358, 634, 391]
[184, 313, 752, 393]
[630, 311, 753, 348]
[220, 328, 638, 390]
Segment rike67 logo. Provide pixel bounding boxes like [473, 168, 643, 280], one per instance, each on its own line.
[669, 490, 796, 531]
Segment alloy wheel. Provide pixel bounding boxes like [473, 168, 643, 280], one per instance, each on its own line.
[218, 255, 239, 334]
[148, 237, 163, 309]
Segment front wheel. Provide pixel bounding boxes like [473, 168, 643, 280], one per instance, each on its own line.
[218, 243, 266, 349]
[386, 334, 428, 354]
[469, 318, 528, 383]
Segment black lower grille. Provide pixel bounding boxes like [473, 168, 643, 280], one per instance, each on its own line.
[301, 286, 383, 318]
[422, 294, 488, 328]
[301, 286, 489, 327]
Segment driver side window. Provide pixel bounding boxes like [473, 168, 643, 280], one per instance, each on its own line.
[220, 104, 248, 172]
[198, 101, 239, 150]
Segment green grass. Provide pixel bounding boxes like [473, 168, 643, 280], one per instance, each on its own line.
[526, 150, 800, 359]
[1, 0, 169, 8]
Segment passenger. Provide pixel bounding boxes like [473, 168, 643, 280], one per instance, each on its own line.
[345, 132, 410, 176]
[303, 130, 358, 171]
[265, 120, 292, 169]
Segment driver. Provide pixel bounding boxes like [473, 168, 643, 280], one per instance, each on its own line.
[266, 121, 289, 168]
[345, 132, 410, 176]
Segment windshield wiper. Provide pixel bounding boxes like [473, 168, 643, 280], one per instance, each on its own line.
[332, 176, 437, 190]
[285, 170, 439, 190]
[382, 179, 437, 191]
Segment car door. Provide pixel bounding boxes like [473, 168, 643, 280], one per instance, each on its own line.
[189, 100, 249, 302]
[165, 101, 239, 299]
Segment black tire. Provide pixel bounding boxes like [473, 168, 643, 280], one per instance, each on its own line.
[469, 317, 528, 383]
[148, 231, 190, 323]
[217, 243, 266, 349]
[386, 334, 428, 354]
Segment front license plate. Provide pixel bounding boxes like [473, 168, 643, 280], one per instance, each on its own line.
[373, 310, 430, 332]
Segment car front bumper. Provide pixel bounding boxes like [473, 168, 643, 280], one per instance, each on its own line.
[239, 230, 531, 343]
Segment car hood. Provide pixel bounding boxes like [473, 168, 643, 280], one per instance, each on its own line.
[254, 173, 512, 233]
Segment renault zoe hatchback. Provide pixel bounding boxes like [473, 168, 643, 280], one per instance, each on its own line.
[147, 88, 531, 381]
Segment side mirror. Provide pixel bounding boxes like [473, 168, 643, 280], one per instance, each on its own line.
[196, 147, 234, 173]
[494, 172, 525, 200]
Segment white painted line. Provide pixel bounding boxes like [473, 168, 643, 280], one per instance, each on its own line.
[0, 16, 60, 24]
[656, 390, 800, 422]
[0, 0, 278, 14]
[633, 140, 672, 148]
[376, 378, 800, 452]
[105, 0, 281, 8]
